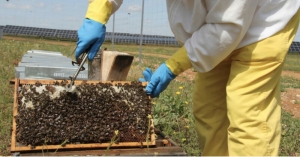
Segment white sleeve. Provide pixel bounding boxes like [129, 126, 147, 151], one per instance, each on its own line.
[184, 0, 259, 72]
[108, 0, 123, 14]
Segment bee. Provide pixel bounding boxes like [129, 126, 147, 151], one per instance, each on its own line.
[35, 81, 42, 87]
[60, 80, 68, 86]
[53, 81, 60, 85]
[45, 85, 56, 94]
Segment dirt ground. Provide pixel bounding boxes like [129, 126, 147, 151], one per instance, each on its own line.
[281, 71, 300, 118]
[4, 36, 300, 118]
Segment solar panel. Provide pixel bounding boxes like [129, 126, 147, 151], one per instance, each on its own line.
[0, 25, 185, 46]
[289, 42, 300, 52]
[18, 30, 31, 36]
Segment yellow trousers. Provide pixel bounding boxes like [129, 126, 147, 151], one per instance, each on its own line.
[193, 10, 300, 156]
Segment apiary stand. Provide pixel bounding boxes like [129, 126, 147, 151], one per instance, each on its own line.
[11, 79, 155, 152]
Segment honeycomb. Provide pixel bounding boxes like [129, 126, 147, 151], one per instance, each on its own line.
[16, 81, 152, 146]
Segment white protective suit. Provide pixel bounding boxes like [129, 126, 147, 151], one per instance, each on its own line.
[108, 0, 299, 71]
[89, 0, 300, 155]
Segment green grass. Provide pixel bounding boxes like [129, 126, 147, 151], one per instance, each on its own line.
[0, 37, 300, 156]
[284, 53, 300, 72]
[280, 76, 300, 92]
[103, 43, 179, 56]
[280, 109, 300, 156]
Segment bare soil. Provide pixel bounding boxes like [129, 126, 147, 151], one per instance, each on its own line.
[281, 71, 300, 118]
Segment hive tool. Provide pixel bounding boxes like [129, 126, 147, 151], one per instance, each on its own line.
[66, 47, 89, 91]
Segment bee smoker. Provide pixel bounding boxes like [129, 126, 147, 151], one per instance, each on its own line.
[88, 49, 102, 80]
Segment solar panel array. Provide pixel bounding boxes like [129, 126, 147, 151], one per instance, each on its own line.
[55, 30, 77, 39]
[2, 25, 300, 51]
[289, 42, 300, 52]
[1, 25, 180, 46]
[4, 25, 69, 39]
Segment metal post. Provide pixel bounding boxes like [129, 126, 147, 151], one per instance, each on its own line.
[0, 29, 3, 39]
[112, 13, 115, 50]
[139, 0, 145, 70]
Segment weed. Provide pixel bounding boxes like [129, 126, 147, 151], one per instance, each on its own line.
[42, 137, 48, 156]
[152, 81, 201, 156]
[105, 130, 119, 156]
[53, 139, 68, 154]
[280, 110, 300, 156]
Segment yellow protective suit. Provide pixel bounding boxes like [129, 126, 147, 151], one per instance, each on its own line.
[166, 9, 299, 156]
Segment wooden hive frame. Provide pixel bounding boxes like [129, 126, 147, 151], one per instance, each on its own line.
[11, 79, 155, 152]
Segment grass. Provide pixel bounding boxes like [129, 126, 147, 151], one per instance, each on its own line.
[280, 76, 300, 92]
[284, 53, 300, 72]
[280, 110, 300, 156]
[0, 37, 300, 156]
[105, 43, 179, 56]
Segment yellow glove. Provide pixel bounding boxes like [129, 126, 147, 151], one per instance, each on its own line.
[165, 46, 192, 75]
[86, 0, 112, 24]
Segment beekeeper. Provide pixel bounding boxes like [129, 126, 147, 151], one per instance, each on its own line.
[76, 0, 300, 156]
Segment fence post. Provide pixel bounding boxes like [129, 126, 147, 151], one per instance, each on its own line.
[112, 13, 115, 50]
[139, 0, 145, 70]
[0, 28, 3, 39]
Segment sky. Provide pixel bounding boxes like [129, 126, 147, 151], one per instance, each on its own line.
[0, 0, 300, 41]
[0, 0, 174, 36]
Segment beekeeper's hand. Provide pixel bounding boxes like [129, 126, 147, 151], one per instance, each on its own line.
[140, 46, 192, 98]
[76, 19, 106, 61]
[75, 0, 112, 61]
[141, 63, 176, 98]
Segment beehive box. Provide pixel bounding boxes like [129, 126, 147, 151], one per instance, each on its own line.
[11, 79, 155, 152]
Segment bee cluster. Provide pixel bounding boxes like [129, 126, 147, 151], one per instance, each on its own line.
[16, 81, 152, 146]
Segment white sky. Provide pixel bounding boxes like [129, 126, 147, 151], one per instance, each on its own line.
[0, 0, 300, 40]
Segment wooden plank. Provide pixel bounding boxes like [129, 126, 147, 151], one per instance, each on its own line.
[18, 79, 147, 86]
[101, 51, 133, 81]
[150, 119, 156, 145]
[11, 78, 19, 152]
[101, 51, 117, 81]
[16, 139, 185, 156]
[107, 55, 133, 81]
[11, 142, 156, 152]
[18, 145, 186, 156]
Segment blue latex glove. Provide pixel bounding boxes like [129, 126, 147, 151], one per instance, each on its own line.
[139, 63, 176, 98]
[75, 18, 106, 61]
[138, 68, 152, 82]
